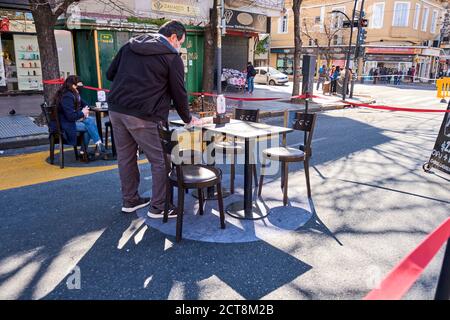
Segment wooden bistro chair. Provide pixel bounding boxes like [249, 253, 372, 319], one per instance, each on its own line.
[214, 108, 259, 194]
[41, 102, 88, 169]
[258, 112, 317, 205]
[158, 124, 225, 242]
[104, 120, 116, 157]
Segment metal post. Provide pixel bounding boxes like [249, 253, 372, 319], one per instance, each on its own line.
[342, 0, 358, 101]
[435, 239, 450, 300]
[216, 0, 223, 95]
[350, 0, 365, 98]
[201, 92, 204, 112]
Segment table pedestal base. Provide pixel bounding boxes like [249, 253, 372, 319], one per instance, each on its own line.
[226, 201, 268, 220]
[191, 188, 231, 200]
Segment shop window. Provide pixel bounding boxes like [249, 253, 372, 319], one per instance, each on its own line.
[276, 53, 294, 75]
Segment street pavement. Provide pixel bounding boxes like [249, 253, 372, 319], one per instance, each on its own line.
[0, 83, 449, 300]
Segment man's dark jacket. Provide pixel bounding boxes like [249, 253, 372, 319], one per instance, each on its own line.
[106, 34, 191, 123]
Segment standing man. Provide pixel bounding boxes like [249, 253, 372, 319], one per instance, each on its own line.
[246, 61, 256, 94]
[106, 20, 199, 217]
[316, 64, 328, 91]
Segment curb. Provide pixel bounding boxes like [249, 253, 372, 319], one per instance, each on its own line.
[0, 134, 48, 150]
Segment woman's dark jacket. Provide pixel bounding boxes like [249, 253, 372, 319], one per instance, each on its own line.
[49, 91, 86, 146]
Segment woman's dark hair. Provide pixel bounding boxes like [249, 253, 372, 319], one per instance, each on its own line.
[53, 75, 81, 111]
[158, 20, 186, 40]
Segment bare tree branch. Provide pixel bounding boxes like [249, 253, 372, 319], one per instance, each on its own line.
[53, 0, 75, 20]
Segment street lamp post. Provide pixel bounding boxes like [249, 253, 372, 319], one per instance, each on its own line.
[332, 0, 358, 101]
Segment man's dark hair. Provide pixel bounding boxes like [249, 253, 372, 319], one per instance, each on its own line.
[158, 20, 186, 40]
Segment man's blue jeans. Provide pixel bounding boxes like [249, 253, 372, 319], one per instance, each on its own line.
[247, 76, 255, 93]
[76, 116, 101, 146]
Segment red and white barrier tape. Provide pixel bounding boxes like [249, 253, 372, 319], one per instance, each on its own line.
[364, 217, 450, 300]
[43, 78, 449, 113]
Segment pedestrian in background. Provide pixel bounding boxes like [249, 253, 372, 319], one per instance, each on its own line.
[331, 66, 340, 95]
[246, 61, 256, 94]
[316, 64, 328, 91]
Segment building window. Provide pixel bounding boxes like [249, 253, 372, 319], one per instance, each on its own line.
[371, 2, 385, 29]
[278, 14, 288, 34]
[331, 7, 345, 30]
[392, 2, 410, 27]
[430, 10, 438, 33]
[413, 4, 420, 30]
[315, 16, 321, 24]
[422, 7, 429, 32]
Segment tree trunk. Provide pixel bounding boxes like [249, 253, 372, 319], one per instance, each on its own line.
[292, 0, 303, 97]
[31, 4, 61, 105]
[202, 1, 218, 96]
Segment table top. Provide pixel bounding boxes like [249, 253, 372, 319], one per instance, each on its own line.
[90, 106, 109, 112]
[170, 117, 293, 139]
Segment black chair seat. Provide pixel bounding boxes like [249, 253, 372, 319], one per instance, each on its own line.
[214, 140, 245, 154]
[262, 147, 305, 162]
[169, 165, 221, 185]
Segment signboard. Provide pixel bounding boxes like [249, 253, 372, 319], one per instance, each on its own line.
[421, 48, 441, 57]
[223, 9, 267, 33]
[0, 10, 35, 33]
[152, 1, 200, 17]
[365, 47, 421, 55]
[426, 103, 450, 175]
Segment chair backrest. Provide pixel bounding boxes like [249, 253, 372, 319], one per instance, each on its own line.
[41, 102, 61, 134]
[293, 112, 317, 155]
[235, 108, 260, 123]
[157, 123, 185, 184]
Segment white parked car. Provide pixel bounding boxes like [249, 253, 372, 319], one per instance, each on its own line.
[254, 67, 289, 85]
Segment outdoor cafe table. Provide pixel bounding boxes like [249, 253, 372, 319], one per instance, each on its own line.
[89, 106, 109, 143]
[170, 118, 293, 220]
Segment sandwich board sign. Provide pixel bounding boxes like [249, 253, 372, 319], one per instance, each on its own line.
[424, 103, 450, 175]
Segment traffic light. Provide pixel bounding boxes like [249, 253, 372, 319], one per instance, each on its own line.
[359, 18, 369, 27]
[359, 28, 367, 44]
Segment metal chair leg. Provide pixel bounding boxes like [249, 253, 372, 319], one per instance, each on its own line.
[230, 149, 236, 194]
[49, 135, 55, 164]
[217, 182, 225, 229]
[258, 158, 266, 197]
[59, 136, 64, 169]
[105, 125, 109, 150]
[304, 157, 312, 198]
[283, 162, 289, 206]
[176, 187, 185, 242]
[74, 143, 79, 160]
[198, 188, 204, 215]
[163, 181, 172, 223]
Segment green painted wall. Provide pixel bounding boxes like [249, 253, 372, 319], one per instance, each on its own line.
[73, 30, 98, 105]
[184, 33, 204, 102]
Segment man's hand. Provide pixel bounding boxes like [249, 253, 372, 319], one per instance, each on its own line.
[82, 107, 90, 118]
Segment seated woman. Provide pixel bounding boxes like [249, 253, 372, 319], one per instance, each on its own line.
[50, 75, 106, 158]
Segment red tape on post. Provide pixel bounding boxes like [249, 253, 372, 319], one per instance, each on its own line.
[364, 218, 450, 300]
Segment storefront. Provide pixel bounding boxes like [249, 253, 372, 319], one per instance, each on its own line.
[0, 8, 75, 94]
[59, 16, 204, 104]
[221, 8, 267, 71]
[364, 46, 442, 81]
